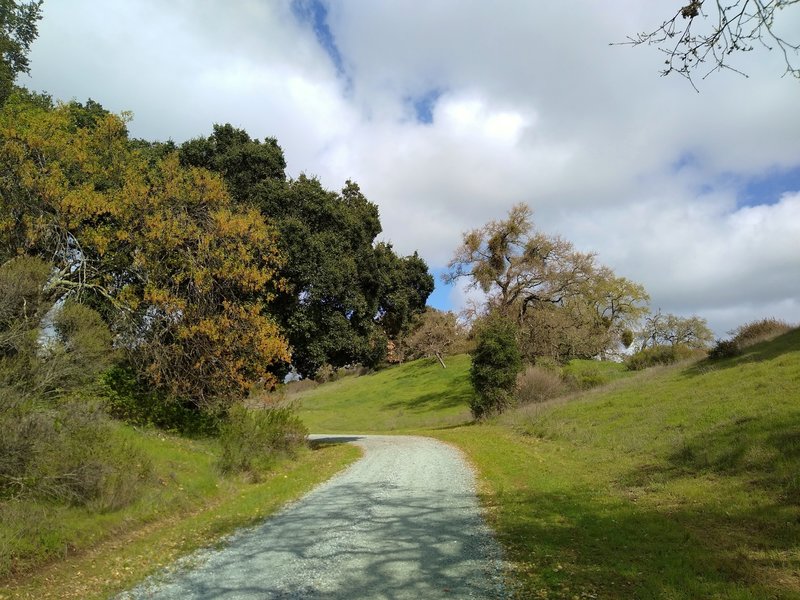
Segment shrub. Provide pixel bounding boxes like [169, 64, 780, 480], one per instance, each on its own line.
[314, 363, 337, 383]
[707, 318, 793, 361]
[625, 344, 701, 371]
[469, 315, 522, 419]
[515, 365, 568, 405]
[562, 363, 603, 390]
[708, 339, 742, 360]
[282, 378, 320, 396]
[0, 398, 151, 511]
[0, 256, 53, 389]
[36, 301, 115, 394]
[731, 318, 792, 348]
[533, 356, 562, 373]
[218, 403, 308, 477]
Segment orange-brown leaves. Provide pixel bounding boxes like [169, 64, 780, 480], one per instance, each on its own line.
[0, 92, 289, 408]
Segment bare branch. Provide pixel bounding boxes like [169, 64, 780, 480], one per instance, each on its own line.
[616, 0, 800, 86]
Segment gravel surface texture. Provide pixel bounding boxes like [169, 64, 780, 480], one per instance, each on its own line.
[117, 434, 508, 599]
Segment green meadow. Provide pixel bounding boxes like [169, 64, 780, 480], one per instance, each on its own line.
[295, 353, 474, 432]
[298, 329, 800, 599]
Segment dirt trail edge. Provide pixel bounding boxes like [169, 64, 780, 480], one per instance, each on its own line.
[117, 434, 508, 599]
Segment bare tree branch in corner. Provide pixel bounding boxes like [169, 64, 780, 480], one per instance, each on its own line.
[618, 0, 800, 88]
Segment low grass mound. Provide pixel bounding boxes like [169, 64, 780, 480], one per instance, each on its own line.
[432, 327, 800, 599]
[297, 354, 474, 432]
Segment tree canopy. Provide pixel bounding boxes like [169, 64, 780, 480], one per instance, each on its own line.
[446, 203, 649, 361]
[638, 309, 714, 350]
[0, 92, 290, 408]
[179, 125, 433, 377]
[404, 308, 464, 368]
[0, 0, 42, 105]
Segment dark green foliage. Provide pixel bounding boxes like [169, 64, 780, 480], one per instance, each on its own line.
[268, 176, 388, 376]
[708, 338, 742, 360]
[64, 97, 115, 132]
[180, 123, 287, 202]
[99, 364, 220, 437]
[180, 126, 433, 377]
[0, 0, 42, 106]
[375, 245, 434, 339]
[218, 404, 308, 476]
[469, 315, 522, 418]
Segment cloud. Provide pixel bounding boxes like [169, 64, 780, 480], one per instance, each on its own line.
[23, 0, 800, 335]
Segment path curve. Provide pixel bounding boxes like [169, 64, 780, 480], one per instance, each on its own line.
[119, 435, 507, 599]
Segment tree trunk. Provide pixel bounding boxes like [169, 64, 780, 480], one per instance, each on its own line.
[435, 352, 447, 369]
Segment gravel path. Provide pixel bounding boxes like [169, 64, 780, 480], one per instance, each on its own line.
[118, 435, 508, 599]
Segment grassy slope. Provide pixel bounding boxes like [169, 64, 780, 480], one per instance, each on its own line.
[299, 331, 800, 599]
[0, 428, 360, 600]
[297, 353, 474, 431]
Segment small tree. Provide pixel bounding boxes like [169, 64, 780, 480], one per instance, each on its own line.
[638, 309, 714, 350]
[469, 314, 522, 419]
[404, 308, 462, 368]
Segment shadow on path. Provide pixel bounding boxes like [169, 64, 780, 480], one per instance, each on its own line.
[119, 436, 506, 600]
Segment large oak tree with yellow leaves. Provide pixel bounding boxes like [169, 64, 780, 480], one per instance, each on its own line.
[0, 91, 289, 408]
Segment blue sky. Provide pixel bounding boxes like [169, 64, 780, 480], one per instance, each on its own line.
[24, 0, 800, 336]
[291, 0, 346, 80]
[738, 166, 800, 207]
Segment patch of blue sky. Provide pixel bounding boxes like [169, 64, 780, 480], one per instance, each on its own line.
[426, 267, 454, 312]
[671, 151, 800, 207]
[737, 164, 800, 207]
[408, 88, 444, 124]
[291, 0, 347, 80]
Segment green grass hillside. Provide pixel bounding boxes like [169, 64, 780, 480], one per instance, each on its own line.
[299, 329, 800, 598]
[296, 354, 474, 431]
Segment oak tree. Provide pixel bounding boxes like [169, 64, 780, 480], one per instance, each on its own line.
[638, 309, 714, 349]
[446, 203, 648, 361]
[0, 93, 290, 408]
[404, 308, 463, 368]
[180, 125, 433, 377]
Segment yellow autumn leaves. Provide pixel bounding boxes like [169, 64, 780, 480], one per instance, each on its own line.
[0, 91, 290, 407]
